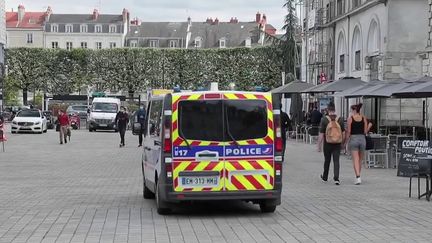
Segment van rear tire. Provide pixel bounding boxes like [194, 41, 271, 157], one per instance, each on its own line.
[259, 202, 277, 213]
[156, 180, 171, 215]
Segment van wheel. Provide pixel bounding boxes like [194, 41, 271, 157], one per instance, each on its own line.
[156, 180, 171, 215]
[259, 202, 277, 213]
[142, 163, 155, 199]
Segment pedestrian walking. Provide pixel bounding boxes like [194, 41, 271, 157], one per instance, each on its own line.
[115, 106, 129, 147]
[57, 110, 70, 145]
[280, 105, 290, 154]
[137, 105, 146, 147]
[310, 106, 323, 126]
[345, 103, 369, 185]
[317, 102, 345, 185]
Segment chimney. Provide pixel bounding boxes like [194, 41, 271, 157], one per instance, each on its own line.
[214, 18, 219, 25]
[229, 17, 234, 23]
[92, 9, 99, 20]
[45, 6, 53, 22]
[207, 17, 213, 24]
[18, 4, 25, 23]
[130, 17, 141, 26]
[256, 12, 261, 23]
[234, 17, 238, 24]
[122, 8, 129, 23]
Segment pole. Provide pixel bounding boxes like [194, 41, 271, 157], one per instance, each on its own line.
[399, 99, 402, 134]
[426, 98, 429, 140]
[282, 72, 286, 86]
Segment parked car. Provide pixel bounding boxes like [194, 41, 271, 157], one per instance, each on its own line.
[11, 109, 48, 134]
[43, 111, 55, 129]
[66, 105, 88, 119]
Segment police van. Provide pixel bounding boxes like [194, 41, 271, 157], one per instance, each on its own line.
[141, 90, 283, 214]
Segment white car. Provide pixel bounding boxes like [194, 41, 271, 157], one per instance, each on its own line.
[11, 109, 48, 134]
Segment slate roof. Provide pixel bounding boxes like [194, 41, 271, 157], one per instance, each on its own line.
[189, 22, 259, 48]
[6, 12, 46, 29]
[47, 14, 123, 24]
[127, 22, 188, 38]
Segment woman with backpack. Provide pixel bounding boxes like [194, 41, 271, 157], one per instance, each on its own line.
[345, 103, 369, 185]
[317, 102, 345, 185]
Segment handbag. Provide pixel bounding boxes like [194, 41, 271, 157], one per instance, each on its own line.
[55, 123, 60, 132]
[365, 135, 374, 150]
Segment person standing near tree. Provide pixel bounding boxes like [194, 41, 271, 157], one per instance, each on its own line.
[317, 102, 345, 185]
[115, 106, 129, 147]
[57, 110, 70, 145]
[137, 105, 146, 147]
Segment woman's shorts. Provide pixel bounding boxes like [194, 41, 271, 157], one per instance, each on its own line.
[349, 135, 366, 152]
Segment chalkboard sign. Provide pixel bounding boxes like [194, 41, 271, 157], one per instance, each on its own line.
[397, 140, 431, 177]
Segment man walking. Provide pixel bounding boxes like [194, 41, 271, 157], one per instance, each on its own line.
[137, 105, 146, 147]
[58, 110, 70, 145]
[317, 102, 345, 185]
[310, 106, 323, 126]
[115, 106, 129, 147]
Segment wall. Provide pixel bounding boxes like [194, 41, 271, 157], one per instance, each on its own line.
[386, 0, 428, 80]
[6, 29, 44, 48]
[44, 33, 124, 49]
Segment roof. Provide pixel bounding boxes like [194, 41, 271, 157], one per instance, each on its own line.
[189, 22, 259, 48]
[6, 12, 46, 29]
[127, 22, 188, 38]
[171, 91, 270, 96]
[266, 24, 276, 30]
[47, 14, 123, 24]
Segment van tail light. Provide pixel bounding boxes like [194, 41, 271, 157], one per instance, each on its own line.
[165, 158, 173, 178]
[274, 111, 283, 152]
[164, 111, 172, 153]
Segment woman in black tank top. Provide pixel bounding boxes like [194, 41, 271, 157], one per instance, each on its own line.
[345, 103, 368, 185]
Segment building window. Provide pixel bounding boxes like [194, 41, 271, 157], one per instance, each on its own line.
[355, 50, 361, 70]
[51, 24, 58, 32]
[337, 0, 345, 16]
[66, 42, 73, 50]
[245, 38, 252, 48]
[149, 40, 159, 48]
[27, 33, 33, 44]
[109, 42, 117, 48]
[109, 25, 117, 33]
[169, 40, 178, 48]
[194, 37, 202, 48]
[95, 25, 102, 33]
[219, 38, 226, 48]
[66, 24, 73, 33]
[352, 0, 361, 8]
[130, 40, 138, 47]
[52, 41, 59, 49]
[81, 42, 88, 49]
[339, 54, 345, 72]
[96, 42, 102, 49]
[81, 25, 88, 33]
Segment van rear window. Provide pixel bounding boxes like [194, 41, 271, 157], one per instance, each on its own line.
[178, 99, 268, 141]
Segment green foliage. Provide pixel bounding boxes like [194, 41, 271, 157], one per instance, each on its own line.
[282, 0, 299, 77]
[6, 47, 283, 95]
[3, 76, 20, 106]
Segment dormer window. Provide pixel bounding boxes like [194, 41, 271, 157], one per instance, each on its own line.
[109, 25, 117, 33]
[95, 25, 102, 33]
[219, 38, 226, 48]
[51, 24, 58, 32]
[194, 37, 202, 48]
[80, 24, 88, 33]
[65, 24, 73, 33]
[169, 40, 178, 48]
[245, 38, 252, 48]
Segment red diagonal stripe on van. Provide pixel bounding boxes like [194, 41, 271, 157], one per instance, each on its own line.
[247, 140, 257, 145]
[191, 141, 201, 146]
[244, 175, 265, 190]
[172, 121, 178, 131]
[268, 120, 274, 130]
[184, 162, 199, 171]
[269, 176, 274, 185]
[230, 176, 246, 190]
[174, 177, 179, 188]
[262, 175, 268, 181]
[203, 162, 218, 171]
[184, 188, 193, 192]
[255, 94, 265, 100]
[249, 161, 264, 170]
[235, 94, 247, 99]
[173, 137, 183, 146]
[202, 187, 212, 191]
[229, 161, 245, 170]
[264, 160, 274, 167]
[264, 136, 273, 144]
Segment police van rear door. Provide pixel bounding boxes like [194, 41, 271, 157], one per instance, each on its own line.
[223, 93, 275, 191]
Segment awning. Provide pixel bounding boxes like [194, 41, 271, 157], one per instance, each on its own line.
[392, 76, 432, 98]
[333, 80, 382, 97]
[303, 77, 367, 93]
[271, 80, 316, 94]
[332, 79, 413, 98]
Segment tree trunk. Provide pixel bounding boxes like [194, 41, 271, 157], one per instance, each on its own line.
[23, 87, 28, 106]
[128, 89, 134, 104]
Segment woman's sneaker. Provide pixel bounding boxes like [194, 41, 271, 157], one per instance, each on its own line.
[334, 180, 340, 185]
[355, 177, 361, 185]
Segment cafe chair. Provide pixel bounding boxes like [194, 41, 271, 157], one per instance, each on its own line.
[409, 159, 431, 201]
[307, 126, 320, 144]
[366, 136, 389, 168]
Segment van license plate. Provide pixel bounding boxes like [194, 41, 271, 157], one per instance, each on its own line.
[99, 124, 107, 127]
[181, 176, 219, 187]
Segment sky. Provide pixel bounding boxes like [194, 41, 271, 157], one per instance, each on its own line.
[7, 0, 288, 33]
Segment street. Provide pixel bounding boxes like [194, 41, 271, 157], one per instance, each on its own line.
[0, 129, 432, 243]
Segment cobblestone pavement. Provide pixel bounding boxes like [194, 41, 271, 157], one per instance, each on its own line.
[0, 127, 432, 243]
